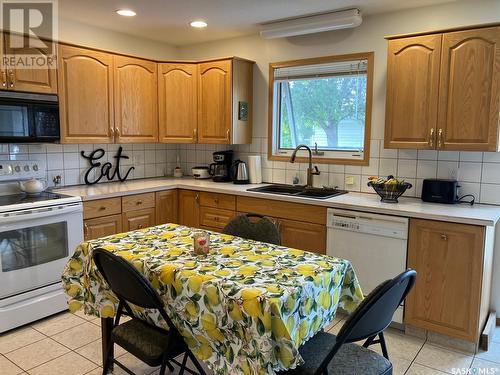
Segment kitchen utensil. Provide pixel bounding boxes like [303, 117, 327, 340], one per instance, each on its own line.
[192, 166, 211, 179]
[421, 179, 459, 204]
[247, 155, 262, 183]
[231, 160, 249, 184]
[209, 150, 233, 182]
[18, 178, 47, 195]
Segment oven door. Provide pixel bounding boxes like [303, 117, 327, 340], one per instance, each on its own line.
[0, 203, 83, 299]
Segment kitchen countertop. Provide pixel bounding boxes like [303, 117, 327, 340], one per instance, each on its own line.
[55, 177, 500, 227]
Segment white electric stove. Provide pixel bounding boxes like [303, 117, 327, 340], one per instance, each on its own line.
[0, 160, 83, 332]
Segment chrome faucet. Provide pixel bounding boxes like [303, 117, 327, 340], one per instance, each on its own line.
[290, 144, 320, 188]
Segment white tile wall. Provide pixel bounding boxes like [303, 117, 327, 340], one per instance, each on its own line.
[176, 137, 500, 205]
[0, 143, 178, 188]
[4, 137, 500, 205]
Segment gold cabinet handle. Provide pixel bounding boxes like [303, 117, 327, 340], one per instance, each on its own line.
[8, 70, 14, 88]
[84, 223, 89, 237]
[441, 233, 448, 241]
[1, 71, 6, 88]
[138, 224, 143, 229]
[226, 129, 230, 142]
[136, 200, 143, 205]
[110, 127, 115, 138]
[99, 206, 106, 211]
[195, 193, 200, 204]
[437, 129, 443, 149]
[115, 127, 120, 137]
[193, 128, 197, 142]
[429, 128, 435, 148]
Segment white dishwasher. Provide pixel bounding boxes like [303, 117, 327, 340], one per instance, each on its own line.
[327, 208, 408, 324]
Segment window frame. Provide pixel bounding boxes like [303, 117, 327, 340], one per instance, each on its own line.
[267, 52, 374, 166]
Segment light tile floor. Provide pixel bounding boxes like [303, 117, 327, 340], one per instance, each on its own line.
[1, 311, 500, 375]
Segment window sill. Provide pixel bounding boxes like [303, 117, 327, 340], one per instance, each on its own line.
[268, 153, 369, 166]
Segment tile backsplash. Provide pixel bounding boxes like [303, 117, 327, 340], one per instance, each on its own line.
[177, 138, 500, 206]
[0, 143, 178, 188]
[3, 139, 500, 206]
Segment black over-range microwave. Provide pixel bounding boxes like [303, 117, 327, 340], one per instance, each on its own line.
[0, 91, 59, 143]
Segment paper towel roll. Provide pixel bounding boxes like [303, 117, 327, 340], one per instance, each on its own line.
[247, 155, 262, 184]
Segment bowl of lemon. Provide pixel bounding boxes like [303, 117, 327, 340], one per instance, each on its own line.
[367, 175, 412, 203]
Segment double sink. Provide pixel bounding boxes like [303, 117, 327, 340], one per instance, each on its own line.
[247, 184, 348, 199]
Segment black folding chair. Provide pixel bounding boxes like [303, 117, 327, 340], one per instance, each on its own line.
[222, 213, 281, 245]
[282, 269, 417, 375]
[92, 248, 206, 375]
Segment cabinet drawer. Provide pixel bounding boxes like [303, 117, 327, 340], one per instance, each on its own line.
[236, 196, 326, 225]
[199, 192, 235, 210]
[84, 197, 122, 219]
[200, 207, 235, 230]
[122, 193, 155, 211]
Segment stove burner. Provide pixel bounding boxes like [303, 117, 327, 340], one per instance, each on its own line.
[0, 192, 71, 207]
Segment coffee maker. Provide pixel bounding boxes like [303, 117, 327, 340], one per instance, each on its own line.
[209, 150, 233, 182]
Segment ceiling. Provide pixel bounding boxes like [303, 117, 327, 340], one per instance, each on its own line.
[59, 0, 457, 46]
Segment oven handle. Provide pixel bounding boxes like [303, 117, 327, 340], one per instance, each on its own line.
[0, 204, 83, 225]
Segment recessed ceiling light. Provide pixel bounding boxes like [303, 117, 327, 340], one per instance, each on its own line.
[190, 20, 207, 28]
[116, 9, 136, 17]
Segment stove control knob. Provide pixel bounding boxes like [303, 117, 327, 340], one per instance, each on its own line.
[33, 164, 38, 171]
[14, 165, 21, 172]
[24, 165, 30, 171]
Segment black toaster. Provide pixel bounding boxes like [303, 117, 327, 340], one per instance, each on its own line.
[421, 179, 458, 204]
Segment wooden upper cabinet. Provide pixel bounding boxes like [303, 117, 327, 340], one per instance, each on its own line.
[158, 63, 197, 143]
[406, 219, 485, 342]
[438, 26, 500, 151]
[58, 45, 114, 144]
[385, 35, 442, 149]
[198, 59, 232, 144]
[1, 33, 57, 94]
[114, 56, 158, 143]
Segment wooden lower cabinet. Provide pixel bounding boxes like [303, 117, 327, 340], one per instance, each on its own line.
[178, 190, 200, 228]
[279, 219, 326, 254]
[84, 214, 122, 241]
[200, 206, 235, 230]
[406, 218, 485, 342]
[156, 190, 178, 225]
[122, 207, 156, 231]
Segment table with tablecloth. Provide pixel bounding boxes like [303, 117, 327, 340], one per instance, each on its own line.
[62, 223, 363, 374]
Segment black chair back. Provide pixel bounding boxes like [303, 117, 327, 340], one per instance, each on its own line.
[92, 248, 177, 330]
[222, 213, 281, 245]
[317, 269, 416, 372]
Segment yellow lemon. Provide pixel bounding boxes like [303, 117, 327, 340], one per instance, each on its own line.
[201, 313, 217, 331]
[214, 269, 231, 277]
[159, 264, 177, 285]
[299, 320, 309, 340]
[172, 277, 183, 295]
[265, 284, 282, 294]
[285, 294, 296, 312]
[168, 248, 184, 257]
[66, 284, 81, 297]
[68, 300, 83, 313]
[260, 310, 272, 331]
[180, 329, 198, 348]
[205, 285, 220, 306]
[272, 317, 289, 339]
[240, 360, 252, 375]
[241, 288, 263, 300]
[286, 315, 296, 333]
[100, 304, 115, 318]
[261, 260, 275, 267]
[238, 265, 259, 277]
[188, 275, 204, 293]
[242, 298, 261, 318]
[195, 343, 212, 361]
[68, 259, 82, 273]
[206, 328, 225, 342]
[278, 345, 294, 368]
[185, 301, 199, 318]
[296, 264, 317, 277]
[220, 246, 236, 256]
[161, 233, 175, 240]
[288, 248, 304, 257]
[319, 290, 331, 310]
[303, 297, 314, 315]
[228, 301, 244, 321]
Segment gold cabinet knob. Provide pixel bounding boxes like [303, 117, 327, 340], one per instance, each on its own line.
[441, 234, 448, 240]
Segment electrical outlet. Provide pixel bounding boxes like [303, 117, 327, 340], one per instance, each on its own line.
[345, 175, 354, 185]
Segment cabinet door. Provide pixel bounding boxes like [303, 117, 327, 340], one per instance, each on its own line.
[58, 45, 114, 144]
[156, 190, 178, 225]
[279, 219, 326, 254]
[84, 214, 122, 241]
[406, 219, 484, 341]
[200, 207, 235, 230]
[158, 63, 197, 143]
[3, 33, 57, 94]
[385, 35, 441, 149]
[198, 60, 232, 144]
[114, 56, 158, 143]
[178, 190, 200, 228]
[122, 207, 156, 231]
[438, 27, 500, 151]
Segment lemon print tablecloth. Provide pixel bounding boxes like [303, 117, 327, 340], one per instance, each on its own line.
[62, 223, 363, 374]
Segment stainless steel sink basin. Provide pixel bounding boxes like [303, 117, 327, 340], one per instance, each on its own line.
[247, 184, 348, 199]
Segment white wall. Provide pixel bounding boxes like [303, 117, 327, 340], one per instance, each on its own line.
[59, 18, 177, 59]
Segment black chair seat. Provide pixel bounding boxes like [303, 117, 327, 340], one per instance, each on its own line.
[283, 331, 392, 375]
[112, 318, 185, 367]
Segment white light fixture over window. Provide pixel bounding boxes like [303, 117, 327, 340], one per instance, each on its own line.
[260, 8, 362, 39]
[190, 20, 208, 28]
[116, 9, 136, 17]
